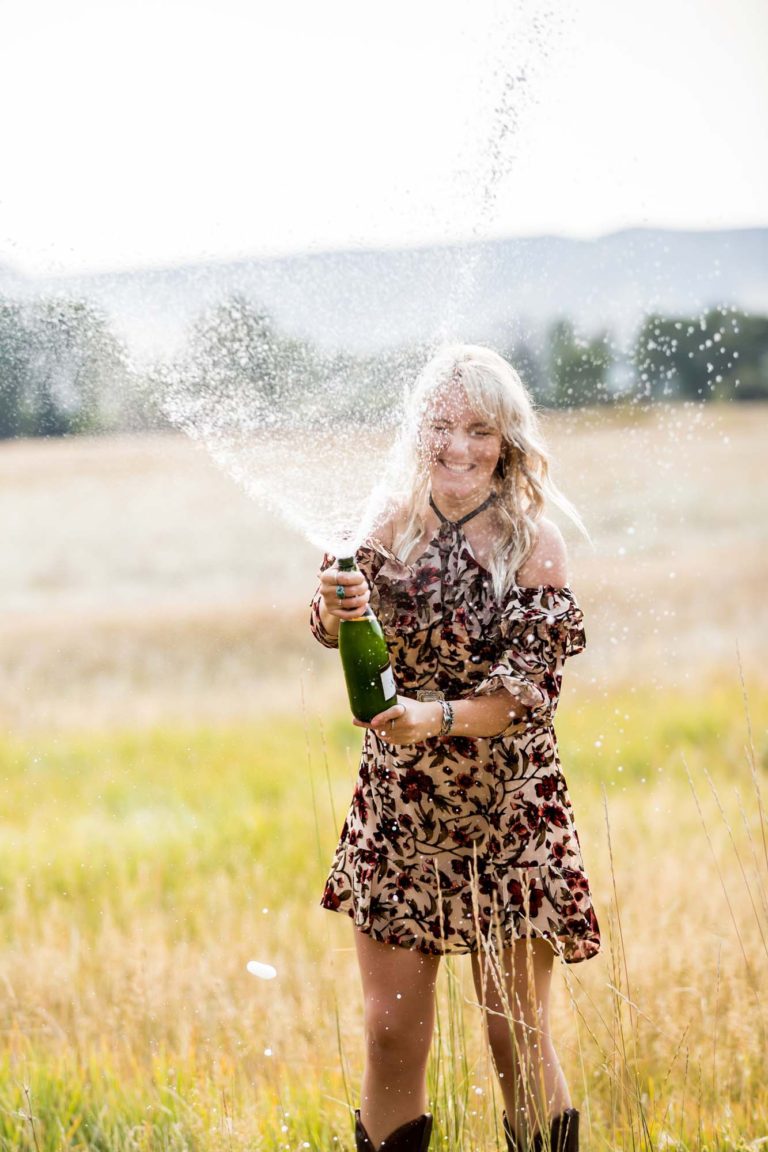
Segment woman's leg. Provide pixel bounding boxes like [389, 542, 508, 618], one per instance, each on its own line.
[355, 927, 441, 1148]
[471, 936, 571, 1145]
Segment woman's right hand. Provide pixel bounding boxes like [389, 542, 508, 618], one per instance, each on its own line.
[318, 566, 371, 620]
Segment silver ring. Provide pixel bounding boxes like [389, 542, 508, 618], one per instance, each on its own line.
[336, 585, 346, 601]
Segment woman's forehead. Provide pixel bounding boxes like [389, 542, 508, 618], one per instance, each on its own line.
[426, 385, 491, 423]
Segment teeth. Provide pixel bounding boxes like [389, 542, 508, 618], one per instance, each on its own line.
[441, 462, 473, 473]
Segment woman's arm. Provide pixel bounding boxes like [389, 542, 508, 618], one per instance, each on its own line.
[354, 690, 526, 744]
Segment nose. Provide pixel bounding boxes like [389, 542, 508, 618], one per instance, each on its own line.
[442, 428, 472, 457]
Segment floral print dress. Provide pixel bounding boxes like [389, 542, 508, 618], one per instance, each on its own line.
[310, 517, 601, 963]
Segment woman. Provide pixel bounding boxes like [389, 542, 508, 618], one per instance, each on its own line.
[311, 345, 600, 1152]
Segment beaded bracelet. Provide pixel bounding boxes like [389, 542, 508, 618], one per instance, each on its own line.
[439, 700, 454, 737]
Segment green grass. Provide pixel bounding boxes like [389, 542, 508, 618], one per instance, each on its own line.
[0, 675, 765, 1149]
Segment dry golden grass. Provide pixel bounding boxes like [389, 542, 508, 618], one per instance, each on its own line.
[0, 680, 765, 1149]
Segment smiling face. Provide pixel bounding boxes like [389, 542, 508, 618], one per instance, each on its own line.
[420, 386, 503, 513]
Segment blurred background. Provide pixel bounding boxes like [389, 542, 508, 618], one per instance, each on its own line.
[1, 2, 767, 1149]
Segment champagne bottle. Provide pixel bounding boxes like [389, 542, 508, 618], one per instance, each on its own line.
[337, 555, 398, 723]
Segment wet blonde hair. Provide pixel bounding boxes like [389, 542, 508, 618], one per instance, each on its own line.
[387, 343, 589, 598]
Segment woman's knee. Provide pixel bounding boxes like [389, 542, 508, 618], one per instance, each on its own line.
[363, 997, 434, 1067]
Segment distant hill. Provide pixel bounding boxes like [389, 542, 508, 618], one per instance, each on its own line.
[3, 227, 767, 361]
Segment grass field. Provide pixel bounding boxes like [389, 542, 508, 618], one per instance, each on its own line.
[1, 402, 766, 1149]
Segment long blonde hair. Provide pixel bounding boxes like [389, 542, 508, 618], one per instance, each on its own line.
[385, 343, 589, 598]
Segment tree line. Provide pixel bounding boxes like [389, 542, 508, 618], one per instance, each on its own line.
[0, 293, 766, 440]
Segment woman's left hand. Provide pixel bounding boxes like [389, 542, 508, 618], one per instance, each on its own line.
[353, 697, 443, 745]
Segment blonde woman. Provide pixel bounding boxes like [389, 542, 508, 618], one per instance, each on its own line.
[311, 345, 600, 1152]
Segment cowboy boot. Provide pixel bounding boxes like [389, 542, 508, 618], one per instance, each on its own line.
[531, 1109, 579, 1152]
[502, 1112, 521, 1151]
[354, 1109, 433, 1152]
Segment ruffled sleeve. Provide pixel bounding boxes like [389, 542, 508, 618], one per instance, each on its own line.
[473, 585, 586, 731]
[309, 546, 387, 649]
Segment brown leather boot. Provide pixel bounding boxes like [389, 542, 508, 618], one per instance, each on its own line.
[532, 1109, 579, 1152]
[354, 1110, 433, 1152]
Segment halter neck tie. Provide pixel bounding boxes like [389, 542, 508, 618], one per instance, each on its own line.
[429, 492, 496, 528]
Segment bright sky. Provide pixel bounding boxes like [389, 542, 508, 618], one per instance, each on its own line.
[1, 0, 766, 277]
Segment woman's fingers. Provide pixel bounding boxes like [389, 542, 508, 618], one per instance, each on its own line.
[353, 703, 405, 734]
[319, 568, 370, 617]
[370, 703, 406, 727]
[319, 571, 366, 594]
[322, 568, 368, 592]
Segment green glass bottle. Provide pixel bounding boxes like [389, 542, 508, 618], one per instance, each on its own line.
[337, 555, 398, 723]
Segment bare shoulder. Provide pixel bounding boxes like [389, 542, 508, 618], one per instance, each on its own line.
[516, 517, 569, 588]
